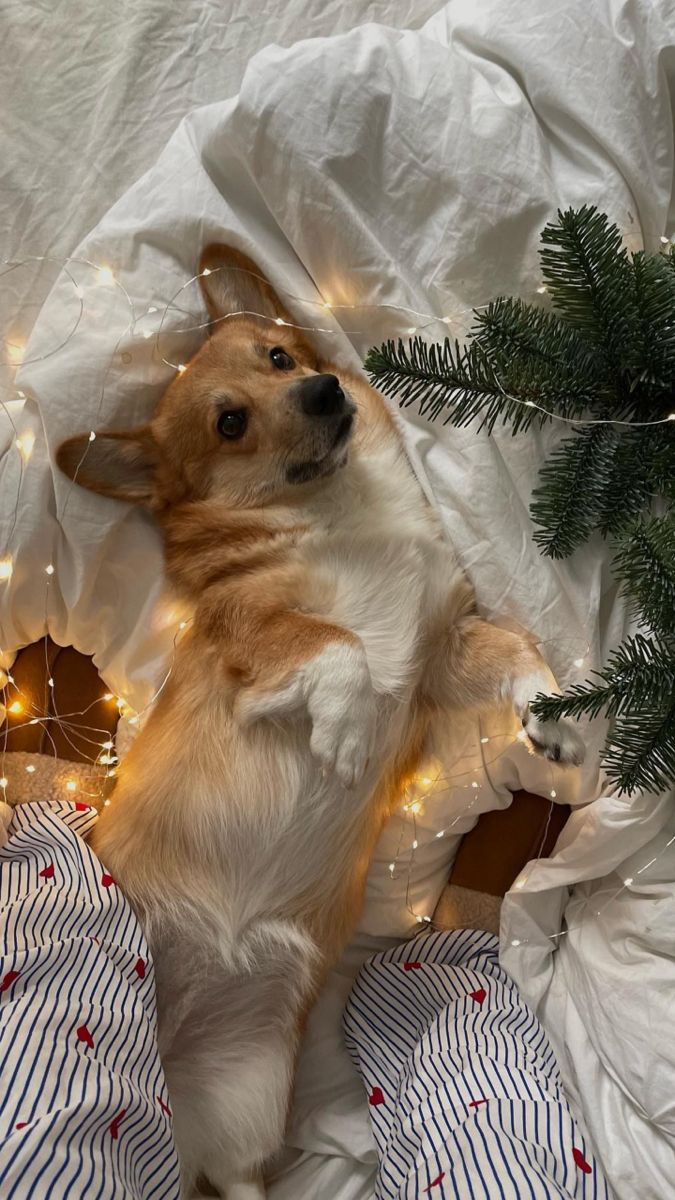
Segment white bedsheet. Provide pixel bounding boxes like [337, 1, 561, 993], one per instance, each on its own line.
[3, 1, 675, 1197]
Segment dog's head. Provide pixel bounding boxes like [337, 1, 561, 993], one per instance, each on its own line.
[57, 245, 357, 510]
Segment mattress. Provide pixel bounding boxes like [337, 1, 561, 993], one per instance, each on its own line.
[2, 1, 675, 1196]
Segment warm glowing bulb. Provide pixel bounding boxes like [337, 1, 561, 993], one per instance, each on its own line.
[511, 938, 521, 947]
[177, 364, 186, 374]
[29, 718, 39, 725]
[201, 267, 211, 276]
[471, 780, 479, 789]
[102, 740, 114, 750]
[275, 318, 286, 326]
[65, 780, 77, 792]
[436, 830, 445, 839]
[0, 558, 13, 581]
[419, 776, 433, 787]
[45, 564, 55, 575]
[48, 677, 54, 688]
[415, 914, 424, 923]
[8, 700, 22, 715]
[97, 266, 114, 285]
[573, 657, 584, 667]
[412, 839, 418, 849]
[89, 430, 96, 441]
[624, 876, 634, 886]
[668, 413, 675, 421]
[660, 235, 670, 245]
[406, 326, 417, 335]
[6, 339, 25, 366]
[179, 621, 187, 630]
[147, 306, 157, 314]
[104, 798, 111, 806]
[536, 285, 547, 294]
[0, 778, 7, 788]
[103, 692, 113, 701]
[322, 301, 331, 310]
[409, 801, 421, 815]
[128, 715, 139, 726]
[480, 736, 489, 744]
[388, 862, 395, 872]
[16, 431, 35, 461]
[550, 789, 557, 798]
[143, 329, 153, 339]
[25, 764, 36, 774]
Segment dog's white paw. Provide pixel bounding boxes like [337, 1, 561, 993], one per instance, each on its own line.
[306, 645, 376, 789]
[522, 709, 585, 766]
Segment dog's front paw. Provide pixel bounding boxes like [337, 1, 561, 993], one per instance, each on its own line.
[522, 709, 585, 766]
[306, 645, 377, 789]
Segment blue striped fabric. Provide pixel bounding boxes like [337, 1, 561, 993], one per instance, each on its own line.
[0, 801, 180, 1200]
[344, 930, 612, 1200]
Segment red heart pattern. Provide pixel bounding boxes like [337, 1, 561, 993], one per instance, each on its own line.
[469, 988, 486, 1005]
[109, 1109, 127, 1139]
[101, 873, 115, 888]
[134, 958, 146, 980]
[573, 1148, 592, 1174]
[425, 1173, 445, 1191]
[15, 1122, 27, 1130]
[157, 1096, 172, 1117]
[369, 1087, 385, 1106]
[403, 961, 422, 971]
[469, 1098, 488, 1108]
[0, 970, 20, 993]
[75, 802, 89, 811]
[76, 1024, 94, 1050]
[39, 864, 55, 879]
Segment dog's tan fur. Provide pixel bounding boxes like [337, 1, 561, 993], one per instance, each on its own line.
[57, 245, 584, 1199]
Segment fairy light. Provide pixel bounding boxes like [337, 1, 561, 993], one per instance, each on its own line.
[102, 692, 114, 701]
[88, 431, 96, 441]
[660, 236, 670, 245]
[65, 779, 77, 792]
[274, 317, 287, 326]
[25, 764, 36, 774]
[6, 339, 25, 366]
[15, 432, 35, 461]
[0, 558, 13, 581]
[48, 677, 54, 688]
[97, 266, 115, 285]
[0, 778, 7, 789]
[480, 736, 489, 744]
[573, 657, 584, 667]
[624, 877, 634, 885]
[45, 564, 55, 575]
[8, 700, 22, 715]
[550, 789, 557, 798]
[101, 740, 114, 750]
[143, 329, 153, 339]
[536, 285, 547, 294]
[177, 364, 186, 373]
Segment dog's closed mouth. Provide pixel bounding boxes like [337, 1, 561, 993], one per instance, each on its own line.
[334, 412, 354, 446]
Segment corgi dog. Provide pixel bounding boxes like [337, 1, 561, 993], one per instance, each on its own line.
[57, 245, 584, 1199]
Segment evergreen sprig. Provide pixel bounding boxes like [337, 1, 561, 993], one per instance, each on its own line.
[365, 207, 675, 794]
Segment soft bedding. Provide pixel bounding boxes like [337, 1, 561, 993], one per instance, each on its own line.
[2, 1, 675, 1197]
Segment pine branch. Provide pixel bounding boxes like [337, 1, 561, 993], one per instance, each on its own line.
[614, 517, 675, 635]
[606, 698, 675, 795]
[531, 634, 675, 723]
[540, 207, 637, 374]
[365, 337, 545, 433]
[530, 424, 618, 558]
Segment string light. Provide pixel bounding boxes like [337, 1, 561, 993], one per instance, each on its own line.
[15, 432, 35, 461]
[65, 779, 77, 792]
[25, 764, 36, 773]
[7, 701, 22, 715]
[48, 677, 54, 688]
[573, 657, 584, 667]
[45, 564, 54, 575]
[0, 778, 7, 789]
[0, 558, 13, 581]
[97, 266, 115, 285]
[102, 693, 114, 701]
[88, 431, 96, 441]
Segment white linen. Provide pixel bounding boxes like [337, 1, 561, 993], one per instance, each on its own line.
[2, 1, 675, 1196]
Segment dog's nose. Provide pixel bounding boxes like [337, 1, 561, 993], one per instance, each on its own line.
[297, 374, 346, 417]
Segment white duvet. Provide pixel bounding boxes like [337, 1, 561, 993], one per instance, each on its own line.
[2, 1, 675, 1196]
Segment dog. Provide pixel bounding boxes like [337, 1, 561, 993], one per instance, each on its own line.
[57, 244, 584, 1198]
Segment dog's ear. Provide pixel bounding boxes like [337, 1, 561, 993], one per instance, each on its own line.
[56, 426, 159, 504]
[198, 244, 295, 328]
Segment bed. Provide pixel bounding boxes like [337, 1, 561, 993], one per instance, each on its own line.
[2, 1, 675, 1196]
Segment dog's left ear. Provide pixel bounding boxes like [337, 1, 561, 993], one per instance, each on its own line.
[198, 244, 295, 328]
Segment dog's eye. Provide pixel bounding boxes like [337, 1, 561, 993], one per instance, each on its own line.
[270, 346, 295, 371]
[217, 410, 248, 440]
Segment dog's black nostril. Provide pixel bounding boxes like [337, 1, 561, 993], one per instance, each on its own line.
[298, 374, 345, 417]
